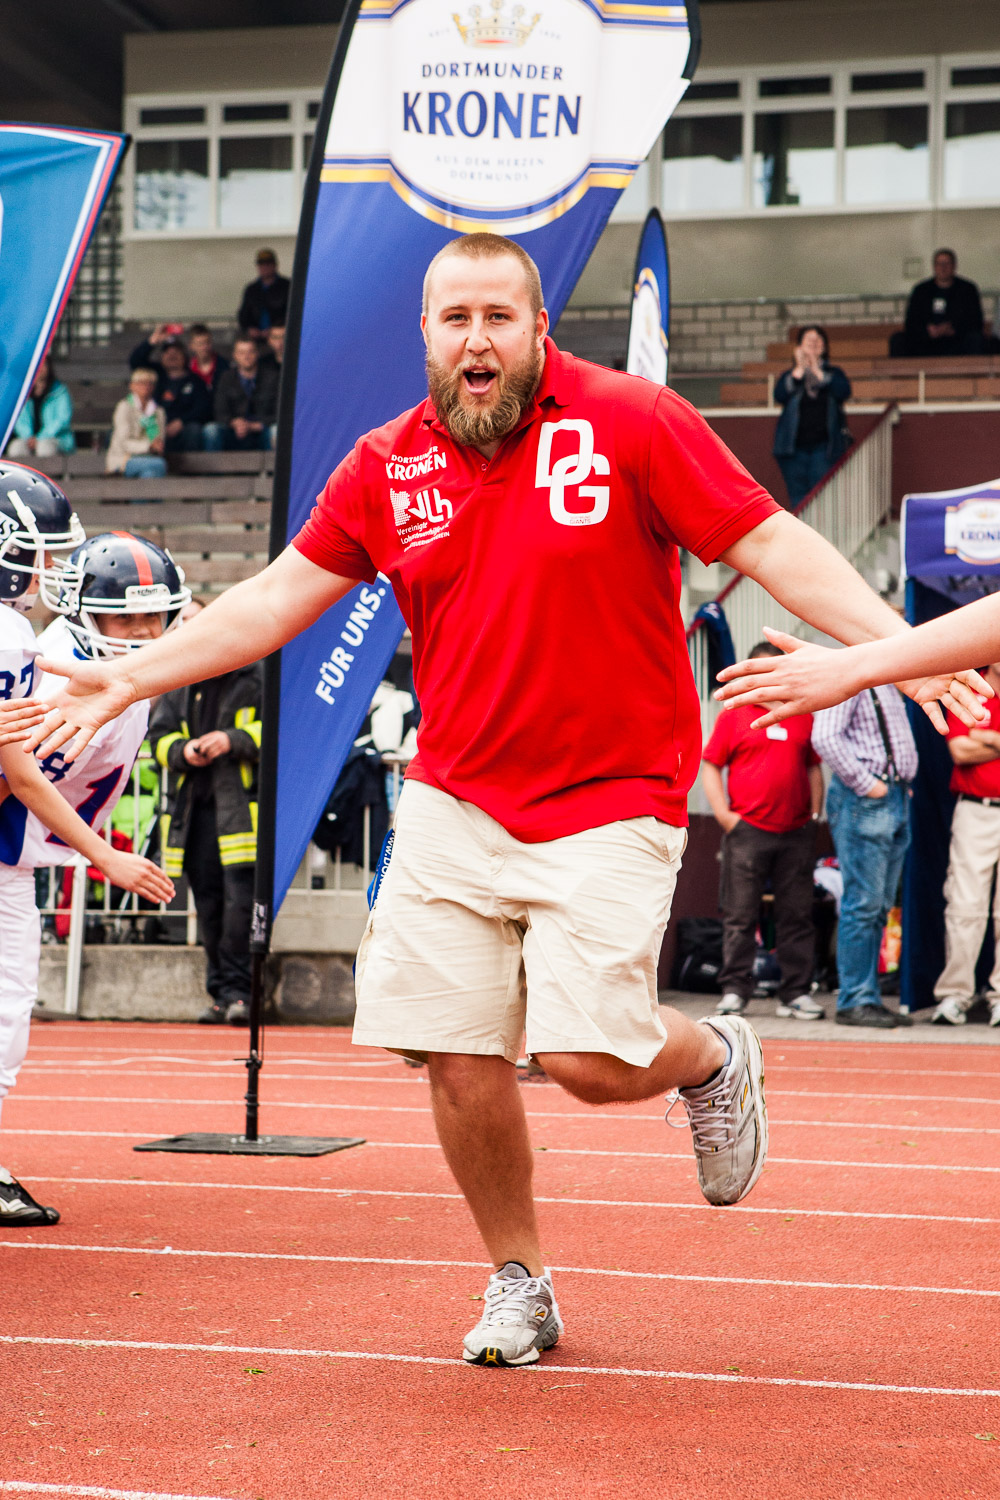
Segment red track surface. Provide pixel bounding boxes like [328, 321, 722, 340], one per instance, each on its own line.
[1, 1023, 998, 1498]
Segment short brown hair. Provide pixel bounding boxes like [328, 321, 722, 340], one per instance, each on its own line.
[422, 233, 544, 317]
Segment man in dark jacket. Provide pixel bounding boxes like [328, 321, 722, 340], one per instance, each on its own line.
[203, 338, 279, 452]
[149, 661, 262, 1024]
[892, 249, 985, 357]
[237, 249, 290, 340]
[128, 334, 213, 451]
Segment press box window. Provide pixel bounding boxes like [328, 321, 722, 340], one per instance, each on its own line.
[222, 103, 291, 123]
[663, 115, 743, 212]
[134, 138, 210, 231]
[139, 106, 206, 126]
[944, 101, 1000, 200]
[845, 105, 929, 204]
[684, 81, 739, 102]
[850, 71, 925, 93]
[753, 111, 835, 207]
[218, 136, 295, 229]
[758, 76, 831, 98]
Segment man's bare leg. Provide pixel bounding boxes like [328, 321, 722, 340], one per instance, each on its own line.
[427, 1052, 543, 1274]
[536, 1005, 727, 1105]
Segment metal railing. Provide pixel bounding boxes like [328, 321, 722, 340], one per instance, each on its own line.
[687, 402, 897, 733]
[38, 753, 197, 1013]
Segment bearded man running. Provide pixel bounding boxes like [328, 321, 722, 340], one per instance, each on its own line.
[28, 234, 985, 1367]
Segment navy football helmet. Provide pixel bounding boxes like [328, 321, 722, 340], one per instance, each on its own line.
[0, 461, 85, 613]
[55, 531, 191, 659]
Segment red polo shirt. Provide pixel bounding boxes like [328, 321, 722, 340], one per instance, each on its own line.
[947, 694, 1000, 798]
[294, 339, 780, 841]
[703, 705, 819, 833]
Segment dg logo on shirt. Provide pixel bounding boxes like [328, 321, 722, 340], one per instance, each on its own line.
[535, 420, 610, 528]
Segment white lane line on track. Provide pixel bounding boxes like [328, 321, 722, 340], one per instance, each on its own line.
[24, 1177, 1000, 1224]
[1, 1335, 996, 1399]
[13, 1094, 1000, 1136]
[21, 1058, 395, 1070]
[0, 1485, 237, 1500]
[2, 1240, 994, 1300]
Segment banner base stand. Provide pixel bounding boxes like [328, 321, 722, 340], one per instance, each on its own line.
[134, 1133, 366, 1157]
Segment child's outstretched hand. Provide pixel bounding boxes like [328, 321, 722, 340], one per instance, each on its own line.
[0, 698, 46, 749]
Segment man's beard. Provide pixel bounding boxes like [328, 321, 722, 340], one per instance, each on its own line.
[426, 344, 542, 448]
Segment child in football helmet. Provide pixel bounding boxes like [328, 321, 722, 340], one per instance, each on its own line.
[52, 531, 191, 659]
[0, 461, 84, 614]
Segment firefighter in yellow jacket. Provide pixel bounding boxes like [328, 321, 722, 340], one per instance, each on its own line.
[149, 661, 262, 1024]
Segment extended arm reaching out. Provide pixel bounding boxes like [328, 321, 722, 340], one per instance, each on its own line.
[718, 511, 989, 731]
[27, 546, 361, 762]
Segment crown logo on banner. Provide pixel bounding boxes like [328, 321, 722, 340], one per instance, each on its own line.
[453, 0, 540, 48]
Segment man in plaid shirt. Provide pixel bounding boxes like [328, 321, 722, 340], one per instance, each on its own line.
[812, 686, 917, 1028]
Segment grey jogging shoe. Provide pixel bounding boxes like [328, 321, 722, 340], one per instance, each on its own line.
[462, 1262, 563, 1367]
[775, 993, 826, 1020]
[666, 1015, 768, 1206]
[931, 996, 968, 1026]
[715, 992, 747, 1015]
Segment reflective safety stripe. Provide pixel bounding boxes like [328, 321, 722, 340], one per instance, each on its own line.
[234, 706, 262, 748]
[155, 731, 184, 769]
[218, 828, 256, 866]
[164, 843, 184, 878]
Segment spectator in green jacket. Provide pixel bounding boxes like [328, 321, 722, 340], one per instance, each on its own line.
[7, 357, 76, 459]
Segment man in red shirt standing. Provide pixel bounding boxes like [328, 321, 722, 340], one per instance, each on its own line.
[29, 234, 982, 1369]
[933, 660, 1000, 1026]
[703, 641, 824, 1021]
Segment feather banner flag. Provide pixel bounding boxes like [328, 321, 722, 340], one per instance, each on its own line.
[0, 124, 127, 451]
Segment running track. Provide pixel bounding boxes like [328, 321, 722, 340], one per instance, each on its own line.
[0, 1023, 997, 1498]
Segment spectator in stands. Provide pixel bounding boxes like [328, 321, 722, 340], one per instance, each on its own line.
[891, 250, 986, 357]
[106, 369, 167, 479]
[7, 356, 75, 459]
[772, 326, 852, 508]
[702, 640, 825, 1022]
[156, 339, 212, 452]
[188, 324, 229, 399]
[129, 322, 185, 372]
[204, 336, 279, 452]
[931, 660, 1000, 1027]
[237, 248, 290, 342]
[262, 324, 285, 372]
[812, 686, 916, 1028]
[150, 650, 262, 1026]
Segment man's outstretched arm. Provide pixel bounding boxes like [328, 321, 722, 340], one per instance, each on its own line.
[720, 510, 988, 729]
[29, 546, 360, 760]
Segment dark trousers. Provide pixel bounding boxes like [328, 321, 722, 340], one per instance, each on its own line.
[718, 820, 816, 1002]
[184, 801, 254, 1005]
[776, 443, 832, 508]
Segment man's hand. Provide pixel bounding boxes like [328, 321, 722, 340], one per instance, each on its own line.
[865, 781, 889, 799]
[0, 699, 45, 749]
[719, 810, 742, 834]
[166, 419, 183, 438]
[25, 658, 138, 763]
[231, 418, 250, 441]
[98, 849, 174, 904]
[196, 730, 231, 761]
[183, 739, 210, 768]
[715, 628, 991, 733]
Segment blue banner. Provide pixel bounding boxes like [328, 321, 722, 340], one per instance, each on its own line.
[902, 478, 1000, 581]
[266, 0, 700, 919]
[0, 125, 127, 451]
[626, 207, 669, 384]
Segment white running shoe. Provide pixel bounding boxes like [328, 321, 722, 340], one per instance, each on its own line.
[462, 1262, 563, 1367]
[666, 1015, 768, 1206]
[990, 1001, 1000, 1029]
[931, 997, 967, 1026]
[716, 992, 746, 1015]
[775, 994, 826, 1020]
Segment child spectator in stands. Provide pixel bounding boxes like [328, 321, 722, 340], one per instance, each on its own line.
[891, 250, 986, 358]
[106, 369, 167, 478]
[702, 640, 825, 1022]
[7, 356, 75, 459]
[204, 336, 279, 452]
[237, 248, 290, 342]
[155, 338, 212, 452]
[188, 324, 229, 398]
[772, 325, 852, 508]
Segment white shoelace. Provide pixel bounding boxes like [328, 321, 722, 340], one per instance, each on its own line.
[664, 1079, 732, 1150]
[478, 1275, 549, 1327]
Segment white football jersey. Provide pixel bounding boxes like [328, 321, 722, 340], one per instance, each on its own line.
[0, 617, 150, 869]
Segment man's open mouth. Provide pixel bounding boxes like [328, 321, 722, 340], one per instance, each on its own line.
[462, 366, 498, 395]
